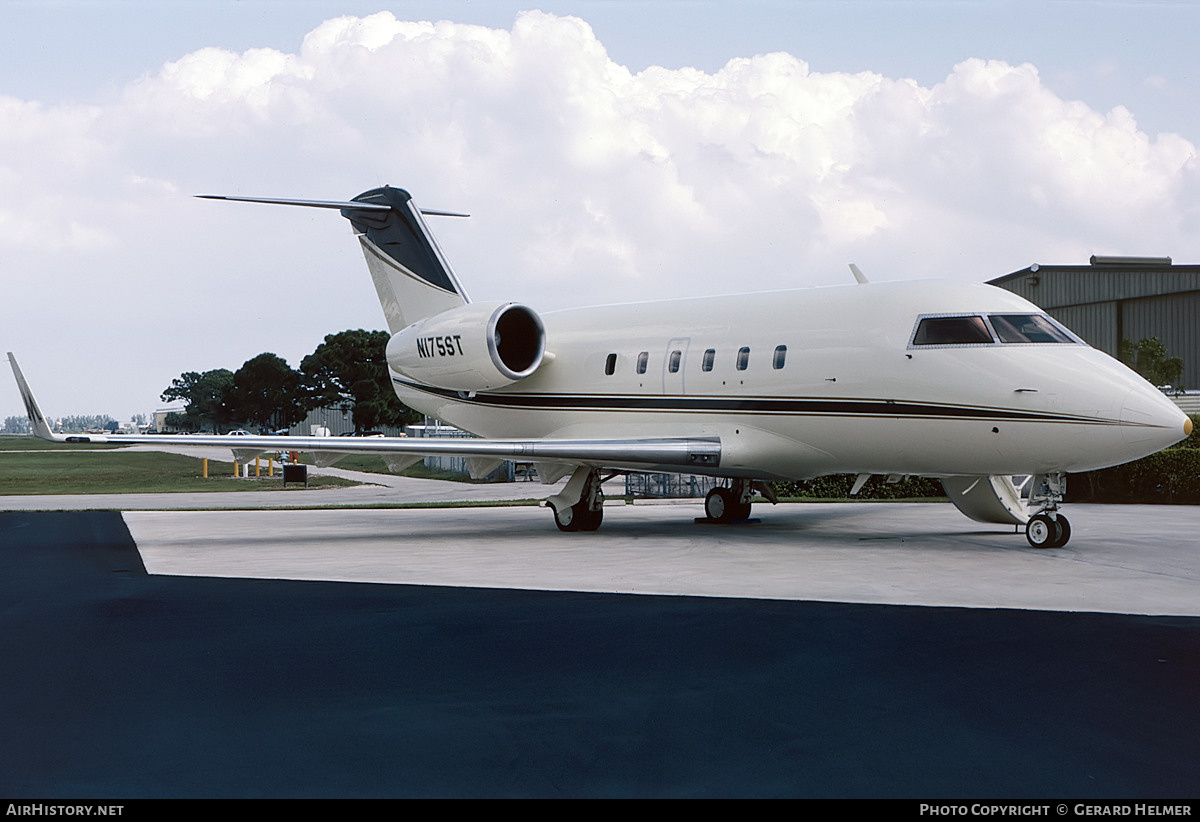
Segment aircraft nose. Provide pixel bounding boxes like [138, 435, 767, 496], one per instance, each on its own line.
[1120, 384, 1191, 451]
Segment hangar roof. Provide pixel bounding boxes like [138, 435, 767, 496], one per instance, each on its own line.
[989, 259, 1200, 308]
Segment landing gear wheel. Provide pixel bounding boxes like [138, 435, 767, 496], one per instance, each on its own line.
[705, 487, 752, 523]
[554, 502, 603, 532]
[554, 503, 578, 532]
[705, 487, 733, 523]
[1050, 515, 1070, 547]
[576, 504, 603, 532]
[1026, 513, 1070, 548]
[1026, 514, 1054, 548]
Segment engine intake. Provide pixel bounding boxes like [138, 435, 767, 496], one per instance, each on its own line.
[387, 301, 546, 391]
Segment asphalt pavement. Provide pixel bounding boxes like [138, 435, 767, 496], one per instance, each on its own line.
[1, 507, 1197, 798]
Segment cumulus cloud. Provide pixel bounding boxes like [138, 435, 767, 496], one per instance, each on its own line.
[2, 10, 1198, 416]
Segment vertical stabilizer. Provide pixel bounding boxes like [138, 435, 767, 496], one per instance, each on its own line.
[342, 187, 470, 333]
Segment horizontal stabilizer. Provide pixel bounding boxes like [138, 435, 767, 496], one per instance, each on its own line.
[196, 194, 468, 217]
[201, 187, 472, 331]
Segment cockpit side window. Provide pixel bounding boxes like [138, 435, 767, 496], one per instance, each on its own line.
[911, 316, 993, 346]
[989, 314, 1077, 344]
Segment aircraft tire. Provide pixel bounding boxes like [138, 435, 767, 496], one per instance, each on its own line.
[1026, 514, 1059, 548]
[554, 504, 581, 532]
[577, 505, 603, 532]
[1050, 515, 1071, 548]
[705, 488, 733, 523]
[554, 501, 602, 532]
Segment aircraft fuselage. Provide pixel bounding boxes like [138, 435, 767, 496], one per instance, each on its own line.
[389, 279, 1188, 481]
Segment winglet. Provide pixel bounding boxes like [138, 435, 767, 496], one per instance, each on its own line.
[849, 264, 869, 285]
[7, 353, 66, 442]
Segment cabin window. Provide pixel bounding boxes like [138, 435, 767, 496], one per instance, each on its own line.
[604, 353, 617, 375]
[911, 316, 993, 346]
[736, 347, 750, 370]
[668, 350, 682, 373]
[989, 314, 1077, 344]
[773, 345, 787, 369]
[636, 351, 649, 374]
[702, 349, 715, 372]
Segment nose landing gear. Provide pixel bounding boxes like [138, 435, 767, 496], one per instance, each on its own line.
[1025, 473, 1071, 548]
[1025, 512, 1071, 548]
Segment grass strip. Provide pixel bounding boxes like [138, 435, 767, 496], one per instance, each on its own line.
[0, 449, 360, 495]
[0, 435, 125, 452]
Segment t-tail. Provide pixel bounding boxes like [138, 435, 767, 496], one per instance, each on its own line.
[200, 188, 547, 397]
[197, 187, 470, 332]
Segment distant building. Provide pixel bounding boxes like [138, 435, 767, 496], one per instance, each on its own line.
[287, 405, 408, 437]
[989, 256, 1200, 389]
[154, 407, 186, 433]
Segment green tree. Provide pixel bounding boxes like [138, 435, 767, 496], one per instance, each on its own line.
[3, 415, 30, 434]
[301, 330, 419, 431]
[59, 415, 117, 433]
[162, 411, 200, 433]
[161, 369, 235, 432]
[226, 353, 307, 432]
[1119, 337, 1184, 388]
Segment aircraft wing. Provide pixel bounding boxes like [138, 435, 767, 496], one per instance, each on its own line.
[6, 354, 721, 476]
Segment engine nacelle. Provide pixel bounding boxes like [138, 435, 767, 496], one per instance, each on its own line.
[386, 301, 546, 391]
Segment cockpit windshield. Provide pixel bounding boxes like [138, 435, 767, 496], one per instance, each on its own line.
[988, 314, 1077, 344]
[910, 313, 1080, 347]
[912, 316, 993, 346]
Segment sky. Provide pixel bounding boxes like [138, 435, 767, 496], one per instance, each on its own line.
[3, 0, 1200, 421]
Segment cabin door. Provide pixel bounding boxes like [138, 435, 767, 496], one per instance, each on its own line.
[662, 337, 690, 395]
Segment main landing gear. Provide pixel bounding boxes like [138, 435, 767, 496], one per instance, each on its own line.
[1024, 473, 1071, 548]
[546, 467, 605, 532]
[704, 479, 754, 523]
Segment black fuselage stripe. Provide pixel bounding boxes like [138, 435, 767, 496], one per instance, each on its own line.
[392, 378, 1121, 425]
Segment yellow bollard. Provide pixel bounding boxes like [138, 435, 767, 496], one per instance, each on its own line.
[269, 457, 274, 477]
[203, 458, 208, 478]
[233, 459, 239, 477]
[255, 457, 261, 477]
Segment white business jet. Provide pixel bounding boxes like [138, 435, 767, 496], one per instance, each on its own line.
[8, 186, 1191, 546]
